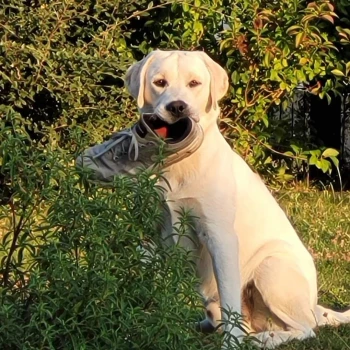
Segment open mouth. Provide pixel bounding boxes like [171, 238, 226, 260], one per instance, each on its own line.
[142, 114, 192, 144]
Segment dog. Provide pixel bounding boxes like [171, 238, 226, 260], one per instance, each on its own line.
[124, 50, 350, 348]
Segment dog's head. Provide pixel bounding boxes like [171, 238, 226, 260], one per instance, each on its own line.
[124, 50, 229, 129]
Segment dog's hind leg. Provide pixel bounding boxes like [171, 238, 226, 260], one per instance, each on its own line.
[315, 305, 350, 326]
[250, 255, 318, 348]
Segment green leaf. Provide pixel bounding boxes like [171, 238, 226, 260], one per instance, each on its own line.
[264, 156, 272, 164]
[286, 25, 302, 35]
[322, 148, 339, 158]
[282, 45, 290, 57]
[309, 155, 318, 165]
[291, 144, 300, 154]
[270, 70, 280, 81]
[264, 51, 272, 67]
[193, 21, 203, 33]
[320, 159, 331, 173]
[331, 69, 345, 77]
[231, 71, 239, 84]
[299, 57, 308, 65]
[279, 81, 287, 90]
[310, 149, 321, 157]
[346, 62, 350, 76]
[330, 156, 339, 168]
[284, 151, 294, 157]
[295, 32, 304, 48]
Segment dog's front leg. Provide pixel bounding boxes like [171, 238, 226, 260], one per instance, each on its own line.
[203, 224, 244, 348]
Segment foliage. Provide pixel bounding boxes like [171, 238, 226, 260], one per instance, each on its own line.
[215, 0, 350, 183]
[1, 0, 350, 184]
[1, 0, 350, 349]
[0, 111, 221, 349]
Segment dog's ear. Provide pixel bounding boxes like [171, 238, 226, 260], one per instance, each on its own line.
[124, 52, 156, 108]
[199, 52, 229, 111]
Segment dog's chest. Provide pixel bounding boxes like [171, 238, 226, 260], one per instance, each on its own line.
[164, 196, 211, 244]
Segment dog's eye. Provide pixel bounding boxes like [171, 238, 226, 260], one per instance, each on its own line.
[188, 80, 201, 88]
[153, 79, 167, 87]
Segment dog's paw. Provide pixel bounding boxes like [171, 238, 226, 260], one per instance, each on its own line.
[196, 319, 217, 333]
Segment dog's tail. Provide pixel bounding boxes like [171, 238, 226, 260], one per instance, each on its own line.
[315, 305, 350, 327]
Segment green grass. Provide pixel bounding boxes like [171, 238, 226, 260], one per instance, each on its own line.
[273, 190, 350, 350]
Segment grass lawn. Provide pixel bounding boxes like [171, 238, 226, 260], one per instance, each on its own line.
[272, 189, 350, 350]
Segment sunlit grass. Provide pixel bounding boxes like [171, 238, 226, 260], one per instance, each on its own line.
[275, 190, 350, 349]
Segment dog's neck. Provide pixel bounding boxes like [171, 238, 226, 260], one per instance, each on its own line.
[161, 115, 230, 195]
[197, 109, 221, 134]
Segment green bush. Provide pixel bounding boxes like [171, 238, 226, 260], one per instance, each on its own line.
[1, 0, 350, 349]
[0, 116, 219, 349]
[1, 0, 350, 182]
[217, 0, 350, 182]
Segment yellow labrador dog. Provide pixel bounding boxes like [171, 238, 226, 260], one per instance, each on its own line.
[124, 50, 350, 348]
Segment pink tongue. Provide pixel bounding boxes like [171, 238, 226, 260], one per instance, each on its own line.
[154, 126, 168, 139]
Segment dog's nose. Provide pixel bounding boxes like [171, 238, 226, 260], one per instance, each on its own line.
[165, 100, 188, 118]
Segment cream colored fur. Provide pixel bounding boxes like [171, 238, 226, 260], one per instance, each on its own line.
[124, 50, 350, 349]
